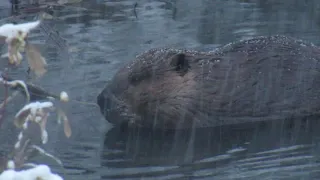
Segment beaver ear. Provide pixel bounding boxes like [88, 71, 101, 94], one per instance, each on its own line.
[170, 53, 190, 76]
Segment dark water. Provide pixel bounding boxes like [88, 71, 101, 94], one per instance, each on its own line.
[1, 0, 320, 179]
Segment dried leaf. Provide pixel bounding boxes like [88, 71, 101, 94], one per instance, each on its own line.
[63, 116, 72, 138]
[14, 108, 32, 128]
[25, 44, 47, 78]
[39, 115, 48, 144]
[8, 37, 24, 65]
[14, 111, 30, 128]
[41, 130, 48, 144]
[57, 108, 72, 138]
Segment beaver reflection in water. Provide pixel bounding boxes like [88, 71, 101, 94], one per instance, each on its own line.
[97, 35, 320, 130]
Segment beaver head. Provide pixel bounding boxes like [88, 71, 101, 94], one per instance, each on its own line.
[97, 48, 220, 129]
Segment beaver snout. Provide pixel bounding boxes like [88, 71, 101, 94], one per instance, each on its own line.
[97, 90, 132, 125]
[97, 90, 110, 116]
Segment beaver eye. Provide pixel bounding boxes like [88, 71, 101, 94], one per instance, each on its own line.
[132, 77, 140, 84]
[129, 73, 142, 85]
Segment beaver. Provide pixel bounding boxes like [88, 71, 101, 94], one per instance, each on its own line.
[97, 35, 320, 130]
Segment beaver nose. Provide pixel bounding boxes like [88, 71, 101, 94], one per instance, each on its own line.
[97, 92, 113, 117]
[97, 89, 127, 117]
[97, 89, 133, 125]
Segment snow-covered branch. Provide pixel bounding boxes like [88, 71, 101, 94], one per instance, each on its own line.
[0, 20, 72, 180]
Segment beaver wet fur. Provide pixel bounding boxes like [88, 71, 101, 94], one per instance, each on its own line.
[97, 35, 320, 129]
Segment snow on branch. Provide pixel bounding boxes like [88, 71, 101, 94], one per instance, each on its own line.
[0, 20, 48, 78]
[0, 19, 73, 180]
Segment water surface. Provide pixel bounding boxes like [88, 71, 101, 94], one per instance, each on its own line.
[1, 0, 320, 179]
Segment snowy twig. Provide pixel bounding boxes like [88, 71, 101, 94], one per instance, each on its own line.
[0, 20, 41, 66]
[0, 72, 69, 103]
[0, 19, 72, 180]
[0, 77, 30, 102]
[0, 20, 41, 39]
[0, 70, 9, 127]
[31, 145, 63, 166]
[0, 164, 63, 180]
[0, 20, 49, 78]
[0, 100, 72, 179]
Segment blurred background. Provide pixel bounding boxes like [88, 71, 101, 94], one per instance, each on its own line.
[1, 0, 320, 179]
